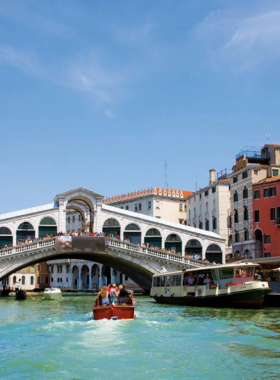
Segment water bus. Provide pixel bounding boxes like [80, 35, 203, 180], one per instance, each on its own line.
[150, 262, 271, 309]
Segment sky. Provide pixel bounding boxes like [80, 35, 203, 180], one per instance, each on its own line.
[0, 0, 280, 213]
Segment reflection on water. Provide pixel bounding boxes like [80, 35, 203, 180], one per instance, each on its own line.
[0, 296, 280, 380]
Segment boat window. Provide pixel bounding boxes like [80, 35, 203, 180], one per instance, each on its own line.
[211, 269, 220, 281]
[219, 267, 234, 279]
[165, 276, 171, 287]
[169, 275, 176, 286]
[175, 274, 182, 286]
[160, 276, 165, 287]
[235, 267, 254, 278]
[156, 277, 161, 287]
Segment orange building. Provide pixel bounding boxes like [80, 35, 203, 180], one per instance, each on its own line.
[253, 175, 280, 258]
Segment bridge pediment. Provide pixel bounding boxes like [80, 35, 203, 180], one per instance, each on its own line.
[54, 187, 104, 203]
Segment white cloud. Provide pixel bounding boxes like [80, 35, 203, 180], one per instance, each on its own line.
[0, 45, 41, 75]
[195, 9, 280, 72]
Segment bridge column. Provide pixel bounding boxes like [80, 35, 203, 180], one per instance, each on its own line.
[58, 200, 66, 233]
[98, 264, 103, 288]
[94, 200, 102, 233]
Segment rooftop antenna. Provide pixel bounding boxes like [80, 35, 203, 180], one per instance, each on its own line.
[165, 159, 168, 188]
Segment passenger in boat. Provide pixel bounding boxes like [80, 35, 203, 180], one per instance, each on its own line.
[117, 285, 123, 304]
[119, 284, 131, 304]
[197, 275, 204, 285]
[99, 286, 109, 306]
[203, 274, 211, 285]
[188, 275, 194, 286]
[110, 284, 118, 304]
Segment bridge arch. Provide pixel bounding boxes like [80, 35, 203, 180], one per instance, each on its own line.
[81, 264, 90, 288]
[205, 243, 223, 263]
[165, 234, 182, 254]
[124, 223, 141, 244]
[39, 216, 57, 238]
[102, 218, 121, 237]
[0, 226, 13, 248]
[91, 264, 100, 287]
[16, 221, 35, 243]
[144, 228, 162, 248]
[185, 239, 202, 259]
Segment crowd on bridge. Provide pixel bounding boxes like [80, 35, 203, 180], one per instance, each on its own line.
[0, 230, 209, 262]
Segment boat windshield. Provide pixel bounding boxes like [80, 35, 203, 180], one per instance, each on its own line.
[235, 266, 255, 279]
[153, 274, 182, 287]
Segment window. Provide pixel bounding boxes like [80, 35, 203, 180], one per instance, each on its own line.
[72, 215, 75, 222]
[66, 265, 69, 273]
[227, 216, 232, 228]
[264, 252, 271, 258]
[139, 203, 142, 211]
[30, 276, 34, 285]
[254, 170, 259, 176]
[255, 210, 260, 223]
[264, 187, 276, 197]
[148, 201, 151, 209]
[179, 204, 183, 212]
[37, 277, 41, 285]
[234, 211, 239, 223]
[254, 190, 260, 199]
[37, 265, 41, 272]
[194, 207, 196, 217]
[212, 218, 217, 230]
[219, 267, 234, 279]
[22, 276, 25, 285]
[233, 176, 238, 183]
[271, 187, 276, 197]
[234, 191, 238, 202]
[272, 169, 279, 177]
[79, 214, 81, 221]
[235, 232, 239, 243]
[67, 217, 70, 223]
[45, 277, 49, 284]
[212, 187, 216, 193]
[126, 205, 129, 210]
[205, 220, 209, 231]
[264, 235, 271, 244]
[271, 208, 276, 221]
[242, 170, 248, 179]
[244, 230, 249, 241]
[205, 190, 209, 197]
[120, 207, 123, 209]
[243, 186, 248, 199]
[199, 194, 202, 199]
[244, 207, 248, 221]
[134, 204, 138, 212]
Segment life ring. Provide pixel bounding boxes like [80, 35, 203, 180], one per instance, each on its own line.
[225, 282, 233, 288]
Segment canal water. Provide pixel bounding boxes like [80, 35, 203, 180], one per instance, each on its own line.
[0, 296, 279, 380]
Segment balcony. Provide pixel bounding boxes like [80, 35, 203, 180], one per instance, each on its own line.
[243, 198, 248, 206]
[243, 220, 248, 229]
[276, 218, 280, 227]
[212, 209, 216, 217]
[198, 215, 202, 222]
[233, 201, 238, 210]
[205, 211, 209, 219]
[234, 223, 238, 231]
[236, 146, 270, 164]
[193, 217, 197, 224]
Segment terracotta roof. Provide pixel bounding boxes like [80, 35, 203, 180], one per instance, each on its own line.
[102, 187, 193, 204]
[253, 174, 280, 185]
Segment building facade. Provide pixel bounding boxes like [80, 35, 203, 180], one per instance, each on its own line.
[186, 169, 231, 261]
[102, 187, 193, 225]
[229, 144, 280, 260]
[252, 175, 280, 258]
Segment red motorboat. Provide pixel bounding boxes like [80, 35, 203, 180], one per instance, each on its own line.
[93, 298, 136, 320]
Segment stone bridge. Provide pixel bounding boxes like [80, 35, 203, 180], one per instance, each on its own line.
[0, 237, 209, 293]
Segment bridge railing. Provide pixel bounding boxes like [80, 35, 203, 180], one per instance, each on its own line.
[107, 239, 208, 267]
[0, 238, 56, 257]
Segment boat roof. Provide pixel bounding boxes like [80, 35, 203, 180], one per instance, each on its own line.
[152, 262, 260, 277]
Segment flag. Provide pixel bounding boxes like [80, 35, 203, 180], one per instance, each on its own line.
[111, 296, 116, 310]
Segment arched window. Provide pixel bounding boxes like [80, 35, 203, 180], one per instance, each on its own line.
[243, 186, 248, 199]
[146, 229, 161, 236]
[234, 191, 238, 202]
[30, 276, 34, 285]
[18, 222, 34, 230]
[234, 210, 239, 223]
[124, 223, 140, 231]
[0, 227, 12, 234]
[22, 276, 25, 285]
[103, 219, 120, 227]
[244, 207, 248, 221]
[40, 217, 56, 225]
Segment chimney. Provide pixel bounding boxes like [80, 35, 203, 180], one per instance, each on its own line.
[209, 169, 216, 185]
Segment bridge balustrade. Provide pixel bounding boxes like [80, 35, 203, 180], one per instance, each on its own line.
[0, 237, 209, 268]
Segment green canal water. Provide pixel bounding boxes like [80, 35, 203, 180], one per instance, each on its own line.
[0, 296, 280, 380]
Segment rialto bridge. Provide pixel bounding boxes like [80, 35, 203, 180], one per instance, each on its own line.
[0, 188, 226, 292]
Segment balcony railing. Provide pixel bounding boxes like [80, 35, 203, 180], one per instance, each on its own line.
[243, 198, 248, 206]
[233, 201, 238, 210]
[212, 209, 216, 217]
[243, 221, 248, 229]
[234, 223, 238, 231]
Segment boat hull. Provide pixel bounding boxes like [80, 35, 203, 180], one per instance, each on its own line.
[44, 293, 63, 300]
[93, 305, 135, 320]
[15, 291, 27, 300]
[153, 288, 269, 309]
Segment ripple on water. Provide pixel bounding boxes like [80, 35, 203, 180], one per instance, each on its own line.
[0, 297, 280, 380]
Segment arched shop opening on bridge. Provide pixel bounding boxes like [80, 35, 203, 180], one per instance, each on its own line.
[102, 218, 120, 236]
[91, 264, 100, 288]
[0, 227, 13, 248]
[72, 266, 79, 289]
[124, 223, 141, 244]
[16, 222, 35, 242]
[185, 239, 202, 259]
[144, 228, 162, 248]
[81, 265, 90, 288]
[205, 244, 223, 263]
[39, 217, 57, 238]
[165, 234, 182, 254]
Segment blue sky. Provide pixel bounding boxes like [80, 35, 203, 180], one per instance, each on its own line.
[1, 0, 280, 213]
